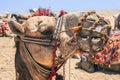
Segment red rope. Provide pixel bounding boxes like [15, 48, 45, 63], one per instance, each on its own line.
[49, 41, 60, 80]
[49, 13, 65, 80]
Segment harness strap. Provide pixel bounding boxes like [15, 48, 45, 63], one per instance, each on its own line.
[49, 41, 60, 80]
[21, 37, 54, 46]
[53, 16, 63, 40]
[48, 37, 66, 80]
[49, 16, 64, 80]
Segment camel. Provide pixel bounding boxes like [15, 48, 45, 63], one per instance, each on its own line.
[113, 13, 120, 30]
[75, 11, 114, 73]
[77, 33, 120, 73]
[10, 13, 31, 24]
[0, 13, 11, 20]
[96, 32, 120, 72]
[10, 8, 56, 24]
[8, 14, 80, 80]
[0, 19, 13, 37]
[76, 12, 119, 73]
[8, 12, 108, 80]
[29, 8, 56, 17]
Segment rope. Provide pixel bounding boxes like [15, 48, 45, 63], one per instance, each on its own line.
[78, 11, 96, 25]
[53, 16, 63, 40]
[69, 58, 71, 80]
[78, 11, 111, 30]
[49, 15, 64, 80]
[49, 41, 59, 80]
[63, 63, 65, 80]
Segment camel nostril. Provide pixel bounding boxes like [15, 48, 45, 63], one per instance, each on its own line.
[91, 37, 101, 43]
[81, 36, 89, 40]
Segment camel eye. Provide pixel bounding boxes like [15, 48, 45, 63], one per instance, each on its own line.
[35, 24, 39, 28]
[38, 21, 42, 25]
[35, 21, 43, 28]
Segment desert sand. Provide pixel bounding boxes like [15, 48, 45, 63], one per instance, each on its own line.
[0, 10, 120, 80]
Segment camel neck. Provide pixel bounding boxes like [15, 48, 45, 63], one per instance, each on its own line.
[15, 41, 51, 80]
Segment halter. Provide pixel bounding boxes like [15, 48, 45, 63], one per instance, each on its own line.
[77, 11, 110, 53]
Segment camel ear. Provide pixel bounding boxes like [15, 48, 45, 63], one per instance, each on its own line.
[64, 14, 79, 37]
[8, 20, 24, 35]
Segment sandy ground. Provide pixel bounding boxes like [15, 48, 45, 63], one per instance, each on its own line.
[0, 37, 15, 80]
[0, 10, 120, 80]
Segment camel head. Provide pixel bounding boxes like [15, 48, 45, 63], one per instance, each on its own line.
[77, 11, 111, 54]
[8, 16, 56, 38]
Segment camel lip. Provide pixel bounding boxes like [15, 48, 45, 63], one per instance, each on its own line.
[78, 46, 103, 54]
[78, 48, 90, 53]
